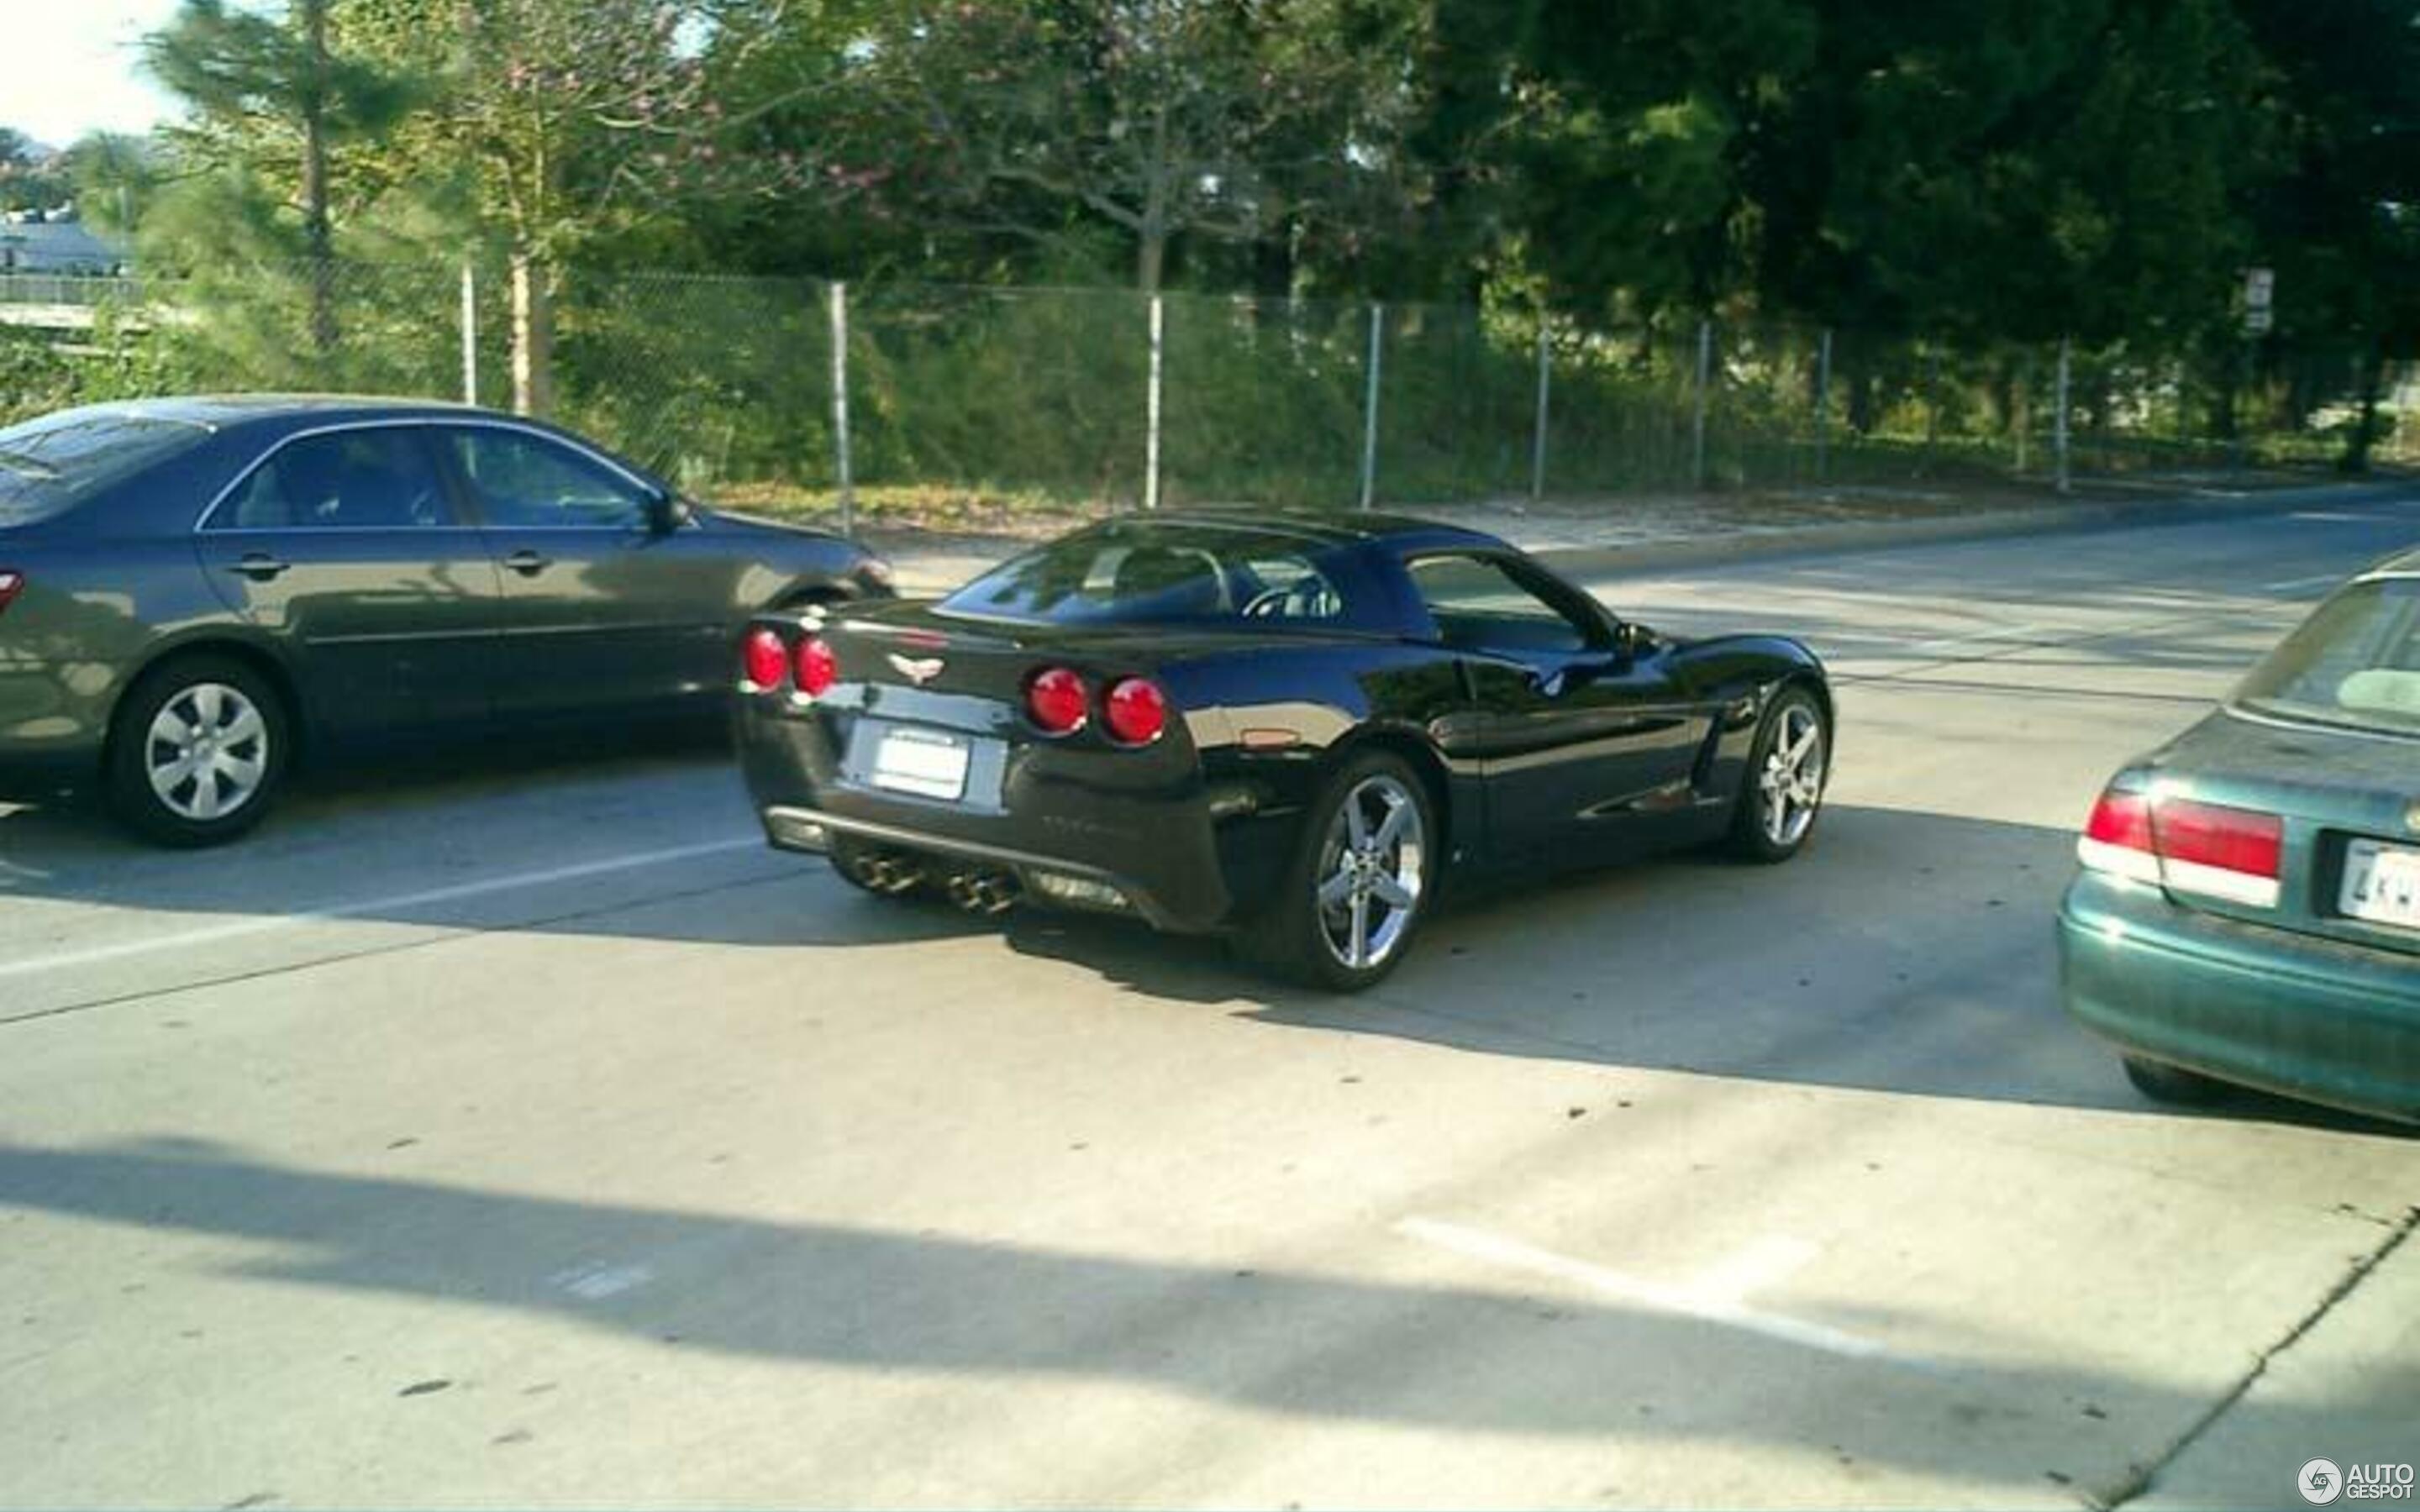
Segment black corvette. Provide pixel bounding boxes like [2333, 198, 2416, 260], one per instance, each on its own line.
[736, 512, 1832, 988]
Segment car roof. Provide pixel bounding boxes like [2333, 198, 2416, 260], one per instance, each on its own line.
[1140, 507, 1509, 555]
[65, 394, 489, 435]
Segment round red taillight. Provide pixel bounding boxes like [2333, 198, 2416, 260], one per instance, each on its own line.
[795, 636, 838, 697]
[742, 627, 787, 690]
[1103, 677, 1167, 745]
[1026, 666, 1088, 734]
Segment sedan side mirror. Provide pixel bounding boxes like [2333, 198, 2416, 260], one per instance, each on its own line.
[645, 489, 693, 535]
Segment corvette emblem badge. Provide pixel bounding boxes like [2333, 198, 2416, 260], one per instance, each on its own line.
[888, 654, 944, 685]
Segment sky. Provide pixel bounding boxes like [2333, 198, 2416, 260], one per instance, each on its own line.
[5, 0, 187, 150]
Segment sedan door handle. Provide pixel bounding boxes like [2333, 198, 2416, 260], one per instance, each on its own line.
[502, 549, 552, 577]
[228, 553, 290, 581]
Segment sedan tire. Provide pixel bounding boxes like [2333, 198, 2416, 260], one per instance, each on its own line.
[2121, 1054, 2233, 1107]
[106, 653, 291, 848]
[1244, 749, 1438, 993]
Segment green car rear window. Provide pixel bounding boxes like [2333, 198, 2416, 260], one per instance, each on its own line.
[0, 409, 213, 524]
[2235, 578, 2420, 737]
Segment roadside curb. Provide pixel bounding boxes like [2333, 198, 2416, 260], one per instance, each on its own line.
[882, 478, 2417, 594]
[1528, 480, 2416, 580]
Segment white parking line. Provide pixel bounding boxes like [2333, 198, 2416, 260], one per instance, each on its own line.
[0, 837, 762, 981]
[1397, 1215, 1902, 1364]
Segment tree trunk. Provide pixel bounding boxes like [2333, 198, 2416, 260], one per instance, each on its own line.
[299, 0, 338, 364]
[510, 250, 555, 417]
[2342, 339, 2386, 475]
[1136, 228, 1166, 295]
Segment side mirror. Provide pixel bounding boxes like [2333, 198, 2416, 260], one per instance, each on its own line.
[645, 489, 693, 535]
[1612, 621, 1652, 659]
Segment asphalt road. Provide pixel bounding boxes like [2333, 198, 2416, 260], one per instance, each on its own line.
[3, 492, 2417, 1509]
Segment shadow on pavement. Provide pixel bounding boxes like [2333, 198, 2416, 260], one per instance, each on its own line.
[1, 1133, 2407, 1503]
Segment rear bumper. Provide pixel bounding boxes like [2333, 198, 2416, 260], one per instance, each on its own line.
[738, 697, 1265, 935]
[761, 803, 1203, 930]
[0, 663, 113, 800]
[2057, 870, 2420, 1122]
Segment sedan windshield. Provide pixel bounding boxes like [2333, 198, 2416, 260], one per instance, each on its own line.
[939, 520, 1380, 630]
[0, 408, 213, 525]
[2234, 577, 2420, 737]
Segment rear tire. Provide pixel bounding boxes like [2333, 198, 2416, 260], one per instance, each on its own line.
[2121, 1055, 2232, 1107]
[1242, 750, 1437, 992]
[105, 654, 290, 848]
[1728, 685, 1829, 863]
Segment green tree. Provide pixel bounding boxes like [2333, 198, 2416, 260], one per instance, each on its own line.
[145, 0, 412, 353]
[755, 0, 1428, 294]
[334, 0, 792, 414]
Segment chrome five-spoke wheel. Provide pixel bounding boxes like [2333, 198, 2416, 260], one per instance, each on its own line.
[1757, 701, 1826, 848]
[1315, 771, 1427, 971]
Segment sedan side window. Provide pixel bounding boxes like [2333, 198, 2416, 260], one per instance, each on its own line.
[204, 428, 451, 531]
[445, 428, 652, 530]
[1407, 554, 1596, 653]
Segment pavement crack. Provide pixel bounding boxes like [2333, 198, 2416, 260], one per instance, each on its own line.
[2091, 1202, 2420, 1511]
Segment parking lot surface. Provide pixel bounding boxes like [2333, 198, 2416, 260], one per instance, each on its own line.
[4, 493, 2417, 1508]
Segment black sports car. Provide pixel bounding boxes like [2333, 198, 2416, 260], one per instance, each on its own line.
[736, 512, 1832, 989]
[0, 396, 892, 844]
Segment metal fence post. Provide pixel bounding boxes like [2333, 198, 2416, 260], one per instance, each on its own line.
[829, 281, 855, 535]
[1145, 293, 1164, 511]
[2015, 353, 2032, 475]
[1691, 319, 1712, 491]
[1529, 315, 1551, 503]
[1815, 328, 1833, 485]
[2054, 336, 2072, 495]
[1360, 302, 1384, 511]
[459, 259, 477, 406]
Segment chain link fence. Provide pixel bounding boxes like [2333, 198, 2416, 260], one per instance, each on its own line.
[3, 263, 2412, 527]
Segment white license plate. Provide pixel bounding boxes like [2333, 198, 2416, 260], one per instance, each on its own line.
[2341, 838, 2420, 931]
[870, 727, 971, 801]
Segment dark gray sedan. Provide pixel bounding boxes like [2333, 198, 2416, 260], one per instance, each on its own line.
[0, 396, 892, 844]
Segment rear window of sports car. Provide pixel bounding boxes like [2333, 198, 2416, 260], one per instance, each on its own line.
[0, 410, 212, 524]
[939, 522, 1382, 629]
[2234, 577, 2420, 737]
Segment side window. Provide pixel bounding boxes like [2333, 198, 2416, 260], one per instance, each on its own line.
[445, 428, 652, 530]
[1407, 554, 1596, 654]
[206, 429, 450, 531]
[1238, 551, 1345, 621]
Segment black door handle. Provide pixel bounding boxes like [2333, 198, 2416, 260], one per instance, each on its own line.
[229, 553, 290, 581]
[502, 549, 552, 576]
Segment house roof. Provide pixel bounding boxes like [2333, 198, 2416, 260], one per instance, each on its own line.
[0, 219, 124, 273]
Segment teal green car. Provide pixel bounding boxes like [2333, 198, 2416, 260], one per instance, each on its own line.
[2059, 549, 2420, 1123]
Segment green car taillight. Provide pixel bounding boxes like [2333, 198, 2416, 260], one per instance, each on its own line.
[2078, 787, 2284, 910]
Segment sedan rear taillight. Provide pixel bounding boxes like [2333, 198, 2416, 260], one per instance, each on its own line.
[0, 570, 22, 617]
[741, 627, 788, 691]
[794, 636, 838, 698]
[2077, 786, 2282, 908]
[1026, 666, 1089, 735]
[2151, 798, 2284, 908]
[1103, 676, 1167, 745]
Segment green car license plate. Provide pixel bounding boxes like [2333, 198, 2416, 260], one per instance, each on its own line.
[2341, 837, 2420, 931]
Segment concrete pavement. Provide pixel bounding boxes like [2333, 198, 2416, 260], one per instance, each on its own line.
[2, 488, 2416, 1507]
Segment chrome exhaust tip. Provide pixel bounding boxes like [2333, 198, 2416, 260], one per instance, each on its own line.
[943, 869, 1019, 916]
